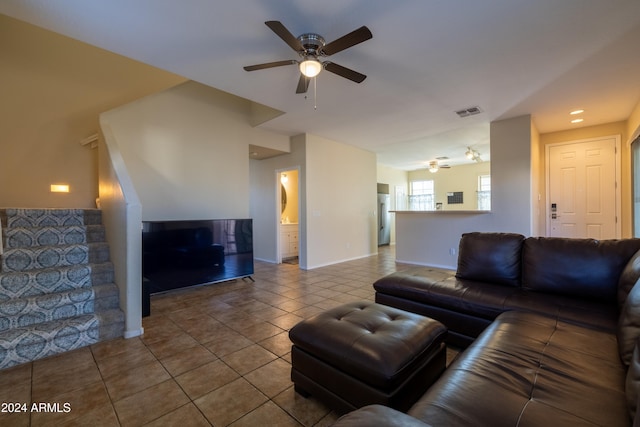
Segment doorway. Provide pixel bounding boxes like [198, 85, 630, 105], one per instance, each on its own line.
[278, 169, 299, 264]
[545, 135, 620, 239]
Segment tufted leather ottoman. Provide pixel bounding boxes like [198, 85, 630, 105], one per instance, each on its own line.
[289, 301, 447, 414]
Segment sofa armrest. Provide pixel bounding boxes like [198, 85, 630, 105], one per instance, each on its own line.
[332, 405, 432, 427]
[619, 250, 640, 310]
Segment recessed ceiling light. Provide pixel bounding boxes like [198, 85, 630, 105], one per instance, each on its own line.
[571, 118, 584, 124]
[570, 109, 584, 115]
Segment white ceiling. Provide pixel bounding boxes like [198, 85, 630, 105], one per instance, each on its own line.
[3, 0, 640, 170]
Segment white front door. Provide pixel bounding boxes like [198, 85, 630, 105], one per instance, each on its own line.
[547, 136, 619, 239]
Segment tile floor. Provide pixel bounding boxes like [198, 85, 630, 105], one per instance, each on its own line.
[0, 246, 456, 426]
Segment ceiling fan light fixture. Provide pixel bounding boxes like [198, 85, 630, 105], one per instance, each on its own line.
[428, 161, 439, 173]
[299, 58, 322, 78]
[465, 148, 475, 159]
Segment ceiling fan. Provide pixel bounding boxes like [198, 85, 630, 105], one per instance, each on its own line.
[243, 21, 372, 94]
[428, 158, 452, 173]
[465, 147, 483, 162]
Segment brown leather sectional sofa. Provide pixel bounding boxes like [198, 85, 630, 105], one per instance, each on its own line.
[332, 232, 640, 426]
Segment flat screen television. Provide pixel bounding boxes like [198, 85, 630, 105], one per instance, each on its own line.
[142, 218, 253, 315]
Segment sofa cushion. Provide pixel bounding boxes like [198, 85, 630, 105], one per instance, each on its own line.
[504, 290, 618, 332]
[375, 271, 517, 320]
[332, 404, 433, 427]
[618, 281, 640, 365]
[455, 232, 524, 287]
[408, 311, 628, 427]
[522, 237, 640, 302]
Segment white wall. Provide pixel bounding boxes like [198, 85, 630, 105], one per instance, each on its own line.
[395, 115, 535, 268]
[100, 81, 288, 221]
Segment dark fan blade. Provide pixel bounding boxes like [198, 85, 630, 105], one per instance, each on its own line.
[324, 62, 367, 83]
[265, 21, 303, 52]
[322, 26, 372, 56]
[296, 74, 310, 94]
[243, 60, 297, 71]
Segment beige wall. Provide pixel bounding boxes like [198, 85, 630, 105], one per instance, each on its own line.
[100, 81, 289, 221]
[408, 162, 491, 211]
[539, 121, 630, 236]
[395, 115, 535, 268]
[628, 100, 640, 141]
[250, 136, 306, 264]
[281, 169, 299, 224]
[305, 134, 378, 268]
[0, 15, 186, 208]
[531, 122, 542, 235]
[250, 134, 377, 268]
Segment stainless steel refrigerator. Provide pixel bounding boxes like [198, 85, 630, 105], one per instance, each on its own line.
[378, 193, 391, 246]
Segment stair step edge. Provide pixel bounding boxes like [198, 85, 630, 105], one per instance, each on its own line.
[1, 243, 110, 273]
[0, 314, 102, 370]
[0, 262, 114, 300]
[0, 288, 96, 332]
[2, 225, 106, 249]
[1, 209, 102, 228]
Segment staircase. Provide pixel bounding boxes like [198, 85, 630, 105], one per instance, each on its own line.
[0, 208, 124, 370]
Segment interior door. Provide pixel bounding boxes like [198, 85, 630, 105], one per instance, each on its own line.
[547, 136, 618, 239]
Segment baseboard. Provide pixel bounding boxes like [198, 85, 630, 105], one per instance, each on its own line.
[394, 258, 456, 270]
[124, 327, 144, 339]
[305, 252, 377, 270]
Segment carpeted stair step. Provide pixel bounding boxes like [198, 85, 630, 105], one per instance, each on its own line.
[88, 242, 111, 265]
[91, 262, 115, 286]
[0, 262, 114, 301]
[0, 314, 101, 370]
[1, 242, 110, 273]
[2, 225, 105, 250]
[96, 308, 125, 341]
[93, 283, 121, 312]
[0, 207, 123, 370]
[0, 288, 96, 333]
[1, 208, 102, 228]
[0, 265, 91, 300]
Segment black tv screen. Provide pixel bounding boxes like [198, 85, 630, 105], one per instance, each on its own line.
[142, 219, 253, 313]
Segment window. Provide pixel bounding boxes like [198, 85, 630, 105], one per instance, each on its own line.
[409, 180, 435, 210]
[477, 175, 491, 210]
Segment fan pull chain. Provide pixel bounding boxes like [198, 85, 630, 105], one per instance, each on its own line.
[314, 76, 317, 110]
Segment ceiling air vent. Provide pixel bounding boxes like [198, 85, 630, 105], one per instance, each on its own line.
[455, 106, 483, 118]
